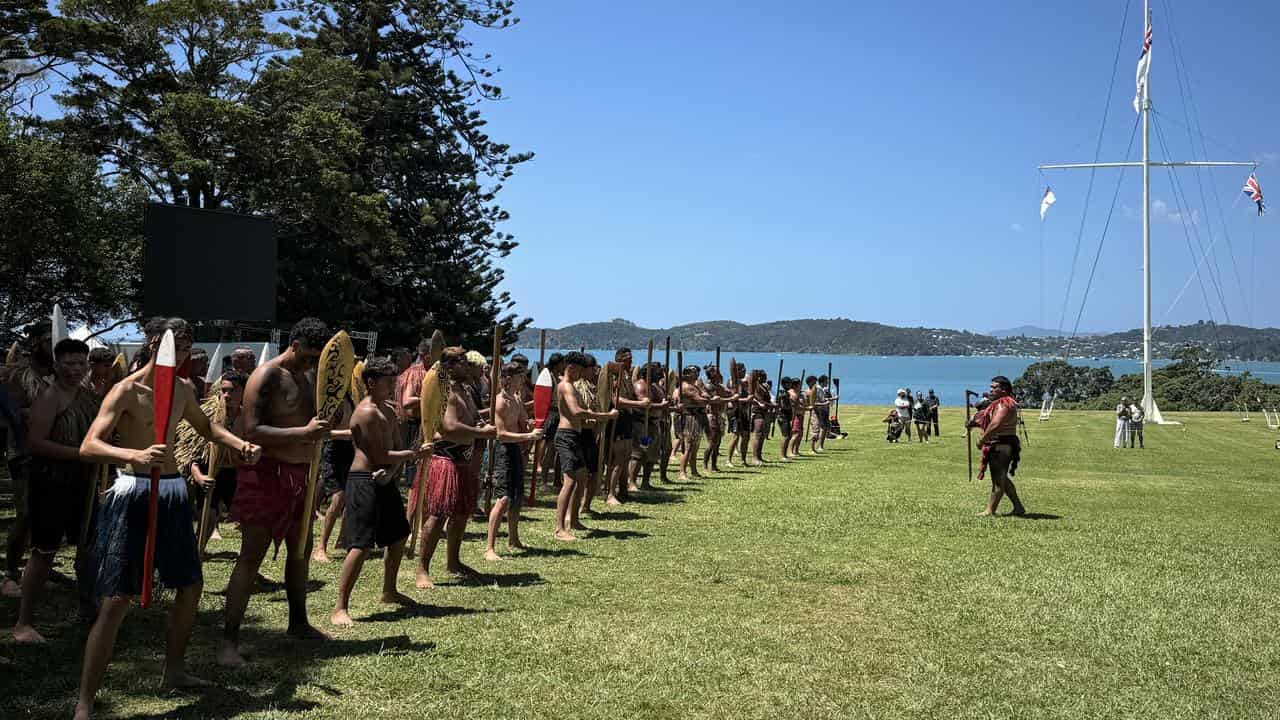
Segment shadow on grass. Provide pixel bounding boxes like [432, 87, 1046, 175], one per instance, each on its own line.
[1014, 512, 1063, 521]
[583, 528, 650, 542]
[512, 546, 588, 559]
[586, 511, 652, 522]
[623, 493, 687, 506]
[432, 571, 547, 589]
[361, 603, 487, 623]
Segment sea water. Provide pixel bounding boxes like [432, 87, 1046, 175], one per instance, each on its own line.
[513, 349, 1280, 408]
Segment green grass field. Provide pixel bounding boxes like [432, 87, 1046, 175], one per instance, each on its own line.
[3, 407, 1279, 719]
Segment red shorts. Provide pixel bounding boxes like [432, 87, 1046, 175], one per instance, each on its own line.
[791, 416, 803, 434]
[232, 457, 309, 542]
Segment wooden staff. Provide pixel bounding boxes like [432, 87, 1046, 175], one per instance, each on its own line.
[594, 362, 615, 496]
[834, 378, 841, 421]
[539, 329, 547, 369]
[770, 358, 783, 438]
[641, 339, 654, 447]
[483, 324, 502, 513]
[195, 393, 227, 558]
[965, 390, 977, 482]
[663, 337, 671, 455]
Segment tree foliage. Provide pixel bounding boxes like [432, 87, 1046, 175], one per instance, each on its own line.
[0, 117, 146, 338]
[3, 0, 532, 350]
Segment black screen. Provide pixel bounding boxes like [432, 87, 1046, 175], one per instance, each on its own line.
[143, 203, 277, 321]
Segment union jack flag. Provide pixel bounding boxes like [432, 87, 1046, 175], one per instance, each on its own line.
[1243, 173, 1265, 216]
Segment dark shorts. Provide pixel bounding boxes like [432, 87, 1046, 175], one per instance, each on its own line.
[612, 415, 634, 441]
[211, 466, 238, 512]
[542, 410, 559, 444]
[341, 471, 410, 550]
[321, 439, 355, 498]
[94, 474, 201, 597]
[492, 442, 526, 506]
[29, 459, 93, 553]
[555, 428, 589, 475]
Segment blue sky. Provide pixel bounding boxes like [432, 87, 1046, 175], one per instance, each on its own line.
[476, 0, 1279, 333]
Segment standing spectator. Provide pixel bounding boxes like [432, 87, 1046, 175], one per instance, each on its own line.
[913, 391, 931, 442]
[927, 389, 940, 436]
[1114, 397, 1131, 448]
[230, 347, 256, 375]
[1128, 400, 1145, 449]
[188, 348, 210, 399]
[894, 389, 912, 442]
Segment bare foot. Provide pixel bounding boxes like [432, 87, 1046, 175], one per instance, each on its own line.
[209, 528, 223, 541]
[725, 461, 735, 468]
[627, 483, 639, 493]
[509, 540, 527, 550]
[484, 549, 503, 561]
[677, 473, 688, 482]
[330, 609, 354, 628]
[286, 623, 331, 641]
[375, 589, 412, 608]
[217, 643, 247, 668]
[554, 530, 578, 542]
[606, 495, 622, 507]
[13, 624, 46, 644]
[415, 572, 435, 589]
[311, 547, 331, 564]
[0, 578, 20, 598]
[976, 510, 995, 517]
[162, 667, 213, 689]
[74, 702, 92, 720]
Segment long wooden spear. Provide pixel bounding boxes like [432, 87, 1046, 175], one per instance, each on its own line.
[483, 324, 502, 513]
[770, 358, 783, 438]
[965, 390, 977, 482]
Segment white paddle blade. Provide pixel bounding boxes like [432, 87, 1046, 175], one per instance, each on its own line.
[157, 330, 177, 368]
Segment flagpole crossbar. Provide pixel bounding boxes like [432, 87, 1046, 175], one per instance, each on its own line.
[1039, 161, 1255, 170]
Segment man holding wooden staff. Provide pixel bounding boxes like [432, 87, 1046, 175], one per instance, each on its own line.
[74, 318, 260, 720]
[221, 318, 332, 667]
[13, 338, 99, 643]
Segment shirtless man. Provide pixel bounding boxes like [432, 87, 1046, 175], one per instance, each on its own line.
[484, 362, 542, 561]
[968, 376, 1027, 517]
[676, 366, 710, 481]
[553, 352, 617, 541]
[74, 318, 260, 720]
[724, 363, 750, 467]
[787, 378, 808, 458]
[606, 348, 646, 505]
[14, 339, 99, 643]
[701, 365, 734, 473]
[331, 358, 424, 627]
[748, 370, 771, 466]
[221, 317, 331, 667]
[415, 348, 495, 587]
[627, 361, 670, 491]
[2, 324, 52, 599]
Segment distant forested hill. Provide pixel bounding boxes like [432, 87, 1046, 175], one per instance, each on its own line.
[517, 319, 1280, 360]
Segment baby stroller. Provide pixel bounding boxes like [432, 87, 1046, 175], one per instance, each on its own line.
[883, 410, 904, 442]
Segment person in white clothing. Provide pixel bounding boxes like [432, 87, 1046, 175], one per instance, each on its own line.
[1127, 401, 1145, 449]
[894, 389, 913, 442]
[1114, 397, 1131, 448]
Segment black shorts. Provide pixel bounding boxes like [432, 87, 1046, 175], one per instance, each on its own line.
[341, 471, 410, 550]
[542, 410, 559, 443]
[29, 459, 93, 553]
[321, 439, 355, 498]
[492, 442, 526, 506]
[211, 466, 237, 511]
[554, 428, 589, 475]
[612, 415, 634, 441]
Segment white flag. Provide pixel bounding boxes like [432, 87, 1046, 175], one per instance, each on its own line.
[1133, 12, 1152, 114]
[1040, 186, 1057, 220]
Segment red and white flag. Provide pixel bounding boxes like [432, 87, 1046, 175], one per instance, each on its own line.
[1243, 173, 1265, 216]
[1133, 10, 1152, 114]
[1040, 186, 1057, 220]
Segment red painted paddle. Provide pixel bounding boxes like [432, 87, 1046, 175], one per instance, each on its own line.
[141, 330, 178, 609]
